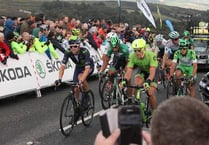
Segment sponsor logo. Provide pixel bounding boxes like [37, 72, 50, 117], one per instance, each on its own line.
[0, 66, 32, 82]
[35, 60, 46, 79]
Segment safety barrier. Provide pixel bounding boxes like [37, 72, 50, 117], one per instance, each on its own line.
[0, 45, 101, 99]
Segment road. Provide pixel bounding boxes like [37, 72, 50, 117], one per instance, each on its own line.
[0, 72, 205, 145]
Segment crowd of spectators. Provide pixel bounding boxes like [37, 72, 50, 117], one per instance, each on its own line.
[0, 13, 156, 66]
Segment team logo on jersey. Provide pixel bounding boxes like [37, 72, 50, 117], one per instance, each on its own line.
[35, 60, 46, 79]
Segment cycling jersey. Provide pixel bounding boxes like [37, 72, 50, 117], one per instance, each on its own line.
[62, 47, 94, 83]
[164, 39, 179, 59]
[173, 49, 197, 66]
[62, 47, 93, 68]
[152, 39, 167, 58]
[107, 43, 129, 58]
[127, 50, 158, 72]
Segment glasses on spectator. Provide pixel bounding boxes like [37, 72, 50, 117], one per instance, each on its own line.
[70, 45, 79, 48]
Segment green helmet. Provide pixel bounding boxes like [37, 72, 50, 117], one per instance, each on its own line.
[71, 28, 81, 36]
[131, 38, 146, 50]
[69, 36, 81, 44]
[179, 39, 188, 47]
[110, 35, 120, 47]
[183, 30, 190, 37]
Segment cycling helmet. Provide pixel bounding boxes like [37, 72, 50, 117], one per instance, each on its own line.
[168, 31, 179, 39]
[178, 39, 188, 47]
[131, 38, 146, 50]
[71, 28, 81, 36]
[110, 35, 120, 48]
[69, 36, 81, 44]
[106, 32, 117, 42]
[199, 72, 209, 105]
[155, 34, 164, 42]
[183, 30, 190, 37]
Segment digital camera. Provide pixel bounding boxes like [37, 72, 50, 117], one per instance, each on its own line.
[100, 105, 142, 145]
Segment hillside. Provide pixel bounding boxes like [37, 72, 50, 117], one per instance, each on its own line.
[0, 0, 208, 32]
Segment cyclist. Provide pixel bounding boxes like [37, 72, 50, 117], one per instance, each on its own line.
[152, 34, 168, 84]
[99, 33, 129, 75]
[121, 38, 158, 110]
[55, 36, 94, 122]
[182, 30, 194, 50]
[170, 39, 197, 97]
[161, 31, 180, 71]
[152, 34, 167, 60]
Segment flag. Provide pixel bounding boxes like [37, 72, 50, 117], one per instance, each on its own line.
[165, 19, 174, 32]
[136, 0, 156, 28]
[157, 4, 162, 29]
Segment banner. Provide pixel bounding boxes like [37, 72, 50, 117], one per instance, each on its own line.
[0, 41, 101, 99]
[165, 19, 174, 32]
[136, 0, 156, 28]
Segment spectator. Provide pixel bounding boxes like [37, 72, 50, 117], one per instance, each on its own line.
[94, 97, 209, 145]
[0, 32, 10, 65]
[81, 23, 98, 50]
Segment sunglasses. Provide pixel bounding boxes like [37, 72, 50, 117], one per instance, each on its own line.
[70, 45, 79, 48]
[179, 47, 187, 50]
[134, 49, 142, 53]
[172, 38, 179, 41]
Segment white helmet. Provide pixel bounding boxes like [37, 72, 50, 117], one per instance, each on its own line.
[155, 34, 164, 42]
[106, 32, 117, 42]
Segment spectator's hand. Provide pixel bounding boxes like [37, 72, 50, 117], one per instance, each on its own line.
[94, 129, 120, 145]
[142, 131, 152, 145]
[13, 54, 19, 60]
[54, 79, 62, 87]
[143, 79, 151, 91]
[1, 57, 7, 65]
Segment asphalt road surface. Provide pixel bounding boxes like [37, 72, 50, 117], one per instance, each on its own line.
[0, 71, 206, 145]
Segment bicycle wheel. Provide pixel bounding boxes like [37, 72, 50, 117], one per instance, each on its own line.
[101, 79, 114, 109]
[144, 97, 152, 128]
[60, 94, 75, 136]
[166, 81, 176, 99]
[82, 90, 95, 126]
[99, 76, 106, 99]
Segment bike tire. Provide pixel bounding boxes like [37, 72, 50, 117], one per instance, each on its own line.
[166, 81, 176, 99]
[145, 97, 152, 128]
[82, 90, 95, 126]
[60, 94, 75, 136]
[99, 77, 104, 99]
[101, 79, 114, 109]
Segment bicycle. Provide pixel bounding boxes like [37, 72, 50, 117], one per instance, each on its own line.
[100, 70, 126, 109]
[156, 58, 170, 88]
[98, 71, 108, 100]
[166, 74, 191, 98]
[123, 84, 152, 128]
[59, 81, 95, 136]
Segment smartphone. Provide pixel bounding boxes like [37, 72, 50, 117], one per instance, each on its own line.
[118, 105, 142, 145]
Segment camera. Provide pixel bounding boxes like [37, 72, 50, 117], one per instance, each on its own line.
[100, 105, 142, 145]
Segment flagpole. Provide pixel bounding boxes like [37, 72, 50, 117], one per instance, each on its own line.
[117, 0, 121, 23]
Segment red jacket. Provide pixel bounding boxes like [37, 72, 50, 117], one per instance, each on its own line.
[0, 41, 10, 61]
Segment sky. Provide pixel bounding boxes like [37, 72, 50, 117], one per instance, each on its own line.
[156, 0, 209, 11]
[119, 0, 209, 11]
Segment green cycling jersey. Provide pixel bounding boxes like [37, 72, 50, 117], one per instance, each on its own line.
[127, 50, 158, 72]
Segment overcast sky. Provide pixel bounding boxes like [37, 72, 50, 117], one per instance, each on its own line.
[118, 0, 209, 11]
[156, 0, 209, 11]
